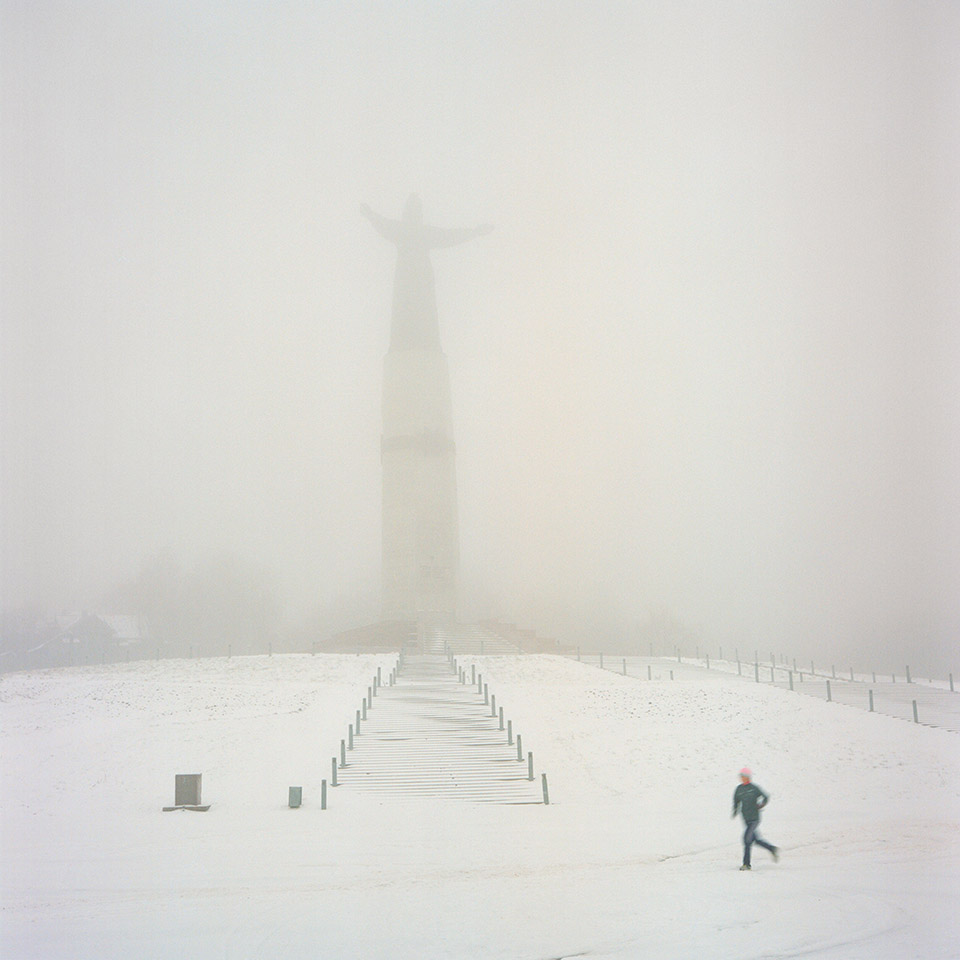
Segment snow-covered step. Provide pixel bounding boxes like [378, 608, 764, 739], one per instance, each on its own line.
[336, 655, 542, 804]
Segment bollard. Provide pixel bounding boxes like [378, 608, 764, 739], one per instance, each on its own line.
[481, 640, 485, 655]
[321, 779, 327, 809]
[869, 689, 874, 712]
[906, 665, 912, 683]
[913, 700, 919, 723]
[289, 786, 302, 809]
[850, 667, 854, 682]
[832, 665, 836, 679]
[793, 658, 797, 672]
[356, 709, 361, 733]
[340, 740, 346, 767]
[770, 666, 775, 683]
[623, 658, 627, 675]
[826, 680, 832, 702]
[542, 773, 550, 805]
[720, 647, 723, 661]
[755, 662, 759, 683]
[527, 751, 534, 781]
[677, 649, 681, 663]
[331, 758, 338, 787]
[362, 699, 367, 720]
[647, 665, 652, 680]
[811, 660, 815, 676]
[472, 664, 476, 683]
[799, 671, 803, 682]
[706, 654, 710, 670]
[951, 673, 955, 693]
[670, 670, 674, 680]
[892, 674, 896, 683]
[499, 706, 504, 730]
[507, 719, 513, 744]
[368, 685, 373, 704]
[517, 734, 523, 762]
[478, 674, 483, 693]
[491, 693, 497, 717]
[377, 666, 382, 685]
[269, 642, 272, 657]
[577, 646, 581, 662]
[873, 671, 877, 684]
[600, 652, 604, 670]
[228, 644, 232, 659]
[484, 683, 489, 705]
[737, 659, 742, 676]
[349, 724, 354, 750]
[788, 670, 794, 691]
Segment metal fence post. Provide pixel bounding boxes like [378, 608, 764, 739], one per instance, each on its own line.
[542, 773, 550, 805]
[331, 758, 338, 787]
[507, 719, 513, 744]
[527, 752, 534, 781]
[826, 680, 832, 702]
[869, 689, 874, 712]
[516, 733, 523, 762]
[912, 700, 919, 723]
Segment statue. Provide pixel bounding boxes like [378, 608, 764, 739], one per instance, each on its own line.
[361, 194, 492, 351]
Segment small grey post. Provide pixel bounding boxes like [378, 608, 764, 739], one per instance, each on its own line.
[677, 648, 681, 663]
[892, 673, 896, 683]
[331, 758, 338, 787]
[577, 646, 581, 661]
[705, 653, 710, 670]
[542, 773, 550, 805]
[362, 699, 367, 720]
[499, 706, 504, 730]
[869, 689, 874, 712]
[472, 664, 476, 683]
[527, 751, 534, 781]
[770, 665, 775, 683]
[950, 673, 955, 693]
[912, 700, 919, 723]
[377, 666, 382, 685]
[873, 671, 877, 684]
[356, 709, 361, 733]
[491, 693, 497, 717]
[228, 644, 232, 658]
[516, 733, 523, 762]
[826, 680, 832, 702]
[811, 660, 815, 675]
[321, 779, 327, 809]
[599, 652, 604, 670]
[481, 640, 485, 655]
[340, 740, 346, 768]
[289, 786, 302, 808]
[850, 667, 854, 682]
[349, 724, 354, 749]
[788, 670, 794, 691]
[507, 719, 513, 744]
[477, 674, 483, 693]
[906, 665, 912, 683]
[832, 664, 836, 679]
[737, 659, 742, 676]
[647, 665, 652, 680]
[484, 683, 489, 705]
[175, 774, 202, 807]
[269, 642, 272, 657]
[623, 657, 627, 675]
[754, 662, 759, 683]
[670, 670, 674, 680]
[368, 685, 373, 704]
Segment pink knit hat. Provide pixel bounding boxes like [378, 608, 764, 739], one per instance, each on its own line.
[739, 767, 752, 779]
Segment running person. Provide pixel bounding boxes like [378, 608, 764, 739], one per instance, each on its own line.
[732, 768, 779, 870]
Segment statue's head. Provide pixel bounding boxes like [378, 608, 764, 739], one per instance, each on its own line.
[403, 193, 423, 225]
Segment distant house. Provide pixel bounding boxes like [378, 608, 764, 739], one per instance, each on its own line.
[56, 613, 146, 648]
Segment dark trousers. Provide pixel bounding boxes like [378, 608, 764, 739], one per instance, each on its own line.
[743, 820, 775, 866]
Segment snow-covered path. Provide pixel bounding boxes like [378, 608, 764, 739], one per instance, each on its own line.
[2, 653, 958, 959]
[337, 655, 542, 803]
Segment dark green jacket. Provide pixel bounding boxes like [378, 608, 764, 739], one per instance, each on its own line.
[733, 782, 769, 823]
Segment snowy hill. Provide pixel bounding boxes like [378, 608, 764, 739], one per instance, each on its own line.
[2, 654, 958, 959]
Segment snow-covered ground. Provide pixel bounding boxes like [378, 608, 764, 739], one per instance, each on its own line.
[2, 653, 958, 959]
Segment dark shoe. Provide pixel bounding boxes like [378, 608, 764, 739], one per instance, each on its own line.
[771, 847, 779, 862]
[739, 864, 751, 871]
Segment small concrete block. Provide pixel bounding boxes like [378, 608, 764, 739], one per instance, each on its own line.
[175, 774, 202, 806]
[289, 786, 302, 808]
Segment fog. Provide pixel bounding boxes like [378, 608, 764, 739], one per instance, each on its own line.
[3, 1, 958, 672]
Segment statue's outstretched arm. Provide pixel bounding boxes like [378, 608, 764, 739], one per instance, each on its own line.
[360, 203, 402, 244]
[426, 223, 494, 249]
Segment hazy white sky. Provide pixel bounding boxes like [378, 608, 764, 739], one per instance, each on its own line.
[3, 1, 958, 669]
